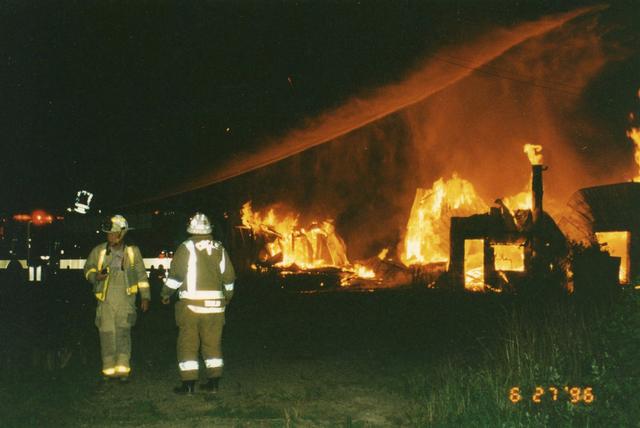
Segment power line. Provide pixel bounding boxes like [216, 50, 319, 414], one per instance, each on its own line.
[433, 54, 582, 96]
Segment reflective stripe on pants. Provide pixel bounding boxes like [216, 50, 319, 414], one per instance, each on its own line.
[175, 301, 225, 380]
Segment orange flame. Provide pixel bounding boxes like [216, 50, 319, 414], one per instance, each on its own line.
[523, 144, 543, 165]
[401, 174, 488, 266]
[626, 88, 640, 182]
[493, 244, 525, 272]
[241, 201, 358, 272]
[403, 144, 538, 291]
[595, 231, 630, 284]
[502, 184, 532, 211]
[464, 239, 485, 291]
[354, 264, 376, 279]
[502, 145, 544, 211]
[628, 127, 640, 182]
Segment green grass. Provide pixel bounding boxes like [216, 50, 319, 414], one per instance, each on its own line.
[396, 289, 640, 427]
[1, 277, 638, 427]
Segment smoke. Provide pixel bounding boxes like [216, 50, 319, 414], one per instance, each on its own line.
[402, 13, 618, 214]
[153, 5, 605, 203]
[243, 7, 622, 260]
[156, 4, 630, 262]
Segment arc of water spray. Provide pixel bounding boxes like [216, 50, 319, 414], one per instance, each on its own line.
[148, 5, 606, 203]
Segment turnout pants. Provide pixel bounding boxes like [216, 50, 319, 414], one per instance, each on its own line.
[175, 301, 225, 381]
[95, 271, 137, 376]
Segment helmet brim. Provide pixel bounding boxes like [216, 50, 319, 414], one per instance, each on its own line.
[102, 227, 134, 233]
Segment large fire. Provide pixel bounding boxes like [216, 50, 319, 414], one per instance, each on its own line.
[242, 140, 581, 293]
[241, 202, 377, 286]
[401, 145, 540, 291]
[401, 174, 488, 266]
[241, 201, 349, 269]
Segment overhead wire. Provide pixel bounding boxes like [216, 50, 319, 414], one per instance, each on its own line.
[432, 54, 582, 96]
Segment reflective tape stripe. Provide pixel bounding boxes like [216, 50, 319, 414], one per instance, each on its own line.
[102, 367, 116, 376]
[220, 250, 226, 274]
[115, 365, 131, 374]
[165, 278, 182, 289]
[138, 281, 150, 289]
[126, 285, 138, 294]
[96, 249, 109, 302]
[85, 268, 97, 280]
[185, 241, 197, 293]
[204, 358, 223, 368]
[179, 360, 199, 371]
[126, 247, 135, 266]
[97, 249, 106, 272]
[29, 266, 42, 282]
[179, 290, 225, 299]
[187, 305, 225, 314]
[224, 283, 234, 292]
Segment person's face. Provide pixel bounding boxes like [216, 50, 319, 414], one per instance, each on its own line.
[107, 231, 124, 246]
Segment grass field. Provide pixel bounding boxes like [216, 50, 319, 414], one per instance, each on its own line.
[0, 271, 638, 427]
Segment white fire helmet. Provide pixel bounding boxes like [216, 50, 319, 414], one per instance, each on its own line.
[187, 212, 212, 234]
[101, 215, 131, 233]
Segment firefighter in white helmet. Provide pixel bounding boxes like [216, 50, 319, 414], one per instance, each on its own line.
[162, 212, 236, 394]
[84, 215, 150, 381]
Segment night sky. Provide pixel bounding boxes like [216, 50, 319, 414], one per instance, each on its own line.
[2, 0, 639, 220]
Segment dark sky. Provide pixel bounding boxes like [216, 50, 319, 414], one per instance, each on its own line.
[1, 0, 638, 215]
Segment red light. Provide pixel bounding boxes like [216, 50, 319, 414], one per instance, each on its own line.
[31, 210, 53, 226]
[13, 214, 31, 222]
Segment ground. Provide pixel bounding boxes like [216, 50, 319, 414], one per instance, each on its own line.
[0, 271, 637, 427]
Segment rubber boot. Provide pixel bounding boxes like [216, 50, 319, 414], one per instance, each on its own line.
[201, 377, 220, 394]
[173, 380, 196, 395]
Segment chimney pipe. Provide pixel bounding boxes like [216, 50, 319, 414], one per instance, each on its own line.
[532, 164, 544, 226]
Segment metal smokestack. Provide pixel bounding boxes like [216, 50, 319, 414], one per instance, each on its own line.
[523, 144, 546, 279]
[524, 144, 544, 227]
[532, 164, 544, 226]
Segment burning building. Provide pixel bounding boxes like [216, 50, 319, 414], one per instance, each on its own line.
[559, 182, 640, 285]
[448, 146, 568, 292]
[238, 201, 382, 291]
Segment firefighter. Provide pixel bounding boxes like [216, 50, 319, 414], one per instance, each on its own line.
[161, 212, 236, 395]
[84, 215, 150, 381]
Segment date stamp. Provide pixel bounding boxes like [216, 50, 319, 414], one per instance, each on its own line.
[509, 386, 595, 404]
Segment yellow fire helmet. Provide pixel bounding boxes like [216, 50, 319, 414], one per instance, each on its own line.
[101, 214, 132, 233]
[187, 212, 212, 234]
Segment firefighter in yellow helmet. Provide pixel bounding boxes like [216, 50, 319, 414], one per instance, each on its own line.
[84, 215, 150, 381]
[162, 212, 236, 394]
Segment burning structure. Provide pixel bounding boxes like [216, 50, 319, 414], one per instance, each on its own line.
[231, 128, 640, 299]
[239, 202, 383, 291]
[560, 182, 640, 285]
[448, 145, 568, 292]
[237, 141, 634, 295]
